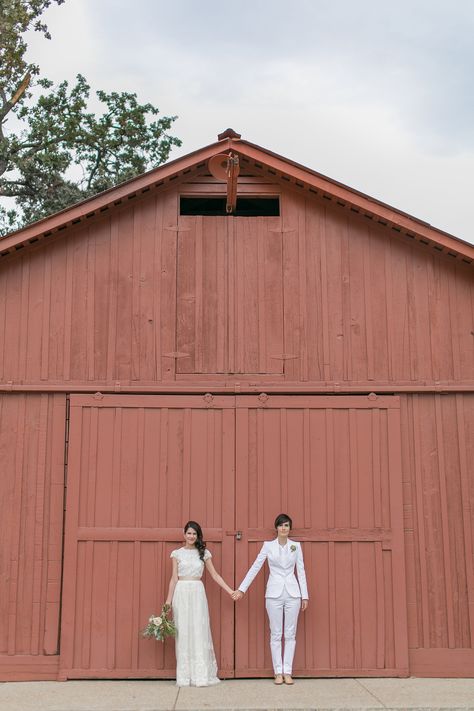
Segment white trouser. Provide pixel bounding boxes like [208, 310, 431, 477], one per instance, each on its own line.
[265, 590, 301, 674]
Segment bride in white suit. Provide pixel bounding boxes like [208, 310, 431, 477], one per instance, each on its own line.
[233, 514, 309, 685]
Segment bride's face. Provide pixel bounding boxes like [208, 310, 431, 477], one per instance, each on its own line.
[184, 527, 198, 546]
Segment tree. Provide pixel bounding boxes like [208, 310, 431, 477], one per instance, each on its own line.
[0, 0, 181, 234]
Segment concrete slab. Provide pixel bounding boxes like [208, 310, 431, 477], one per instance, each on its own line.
[175, 678, 385, 710]
[0, 678, 473, 711]
[0, 680, 178, 711]
[360, 678, 474, 709]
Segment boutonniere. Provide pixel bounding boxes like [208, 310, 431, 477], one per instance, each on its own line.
[290, 544, 297, 552]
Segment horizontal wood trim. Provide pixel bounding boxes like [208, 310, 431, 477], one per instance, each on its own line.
[179, 183, 281, 195]
[1, 382, 473, 394]
[76, 527, 224, 542]
[69, 394, 237, 408]
[0, 654, 59, 681]
[409, 649, 474, 677]
[75, 528, 395, 545]
[235, 395, 400, 409]
[60, 668, 176, 679]
[69, 393, 400, 410]
[245, 528, 393, 544]
[236, 668, 409, 677]
[175, 373, 286, 381]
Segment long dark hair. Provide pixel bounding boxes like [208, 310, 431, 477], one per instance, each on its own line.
[184, 520, 206, 561]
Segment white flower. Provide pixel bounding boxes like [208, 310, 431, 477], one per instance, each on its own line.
[154, 616, 162, 626]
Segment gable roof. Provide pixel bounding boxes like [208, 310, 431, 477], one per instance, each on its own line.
[1, 131, 473, 265]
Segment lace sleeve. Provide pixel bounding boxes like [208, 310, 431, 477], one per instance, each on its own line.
[203, 548, 212, 561]
[170, 549, 179, 559]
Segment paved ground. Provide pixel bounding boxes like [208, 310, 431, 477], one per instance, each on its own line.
[1, 678, 474, 711]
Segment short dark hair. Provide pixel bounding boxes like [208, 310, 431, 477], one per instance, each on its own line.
[274, 513, 292, 529]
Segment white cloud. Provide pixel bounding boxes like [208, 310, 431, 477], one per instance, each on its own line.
[16, 0, 474, 243]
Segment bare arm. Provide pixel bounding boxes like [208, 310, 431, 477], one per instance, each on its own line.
[165, 557, 178, 606]
[205, 558, 234, 596]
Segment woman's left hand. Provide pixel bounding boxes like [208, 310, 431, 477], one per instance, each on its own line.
[301, 599, 309, 611]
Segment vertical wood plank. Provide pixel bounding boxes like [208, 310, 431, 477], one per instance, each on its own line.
[30, 394, 48, 654]
[387, 406, 409, 671]
[7, 395, 26, 654]
[194, 217, 204, 373]
[412, 395, 430, 647]
[152, 196, 162, 381]
[63, 235, 74, 381]
[352, 541, 362, 669]
[86, 227, 96, 381]
[328, 541, 337, 669]
[40, 252, 51, 380]
[456, 395, 474, 645]
[131, 207, 141, 381]
[298, 205, 309, 381]
[375, 542, 385, 668]
[318, 205, 331, 381]
[434, 394, 455, 647]
[362, 227, 374, 380]
[228, 218, 236, 373]
[106, 218, 119, 382]
[161, 193, 178, 381]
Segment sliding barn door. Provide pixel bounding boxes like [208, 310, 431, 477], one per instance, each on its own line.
[60, 393, 408, 678]
[60, 394, 235, 679]
[234, 395, 408, 677]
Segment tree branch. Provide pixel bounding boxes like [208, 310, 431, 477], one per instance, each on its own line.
[0, 73, 31, 122]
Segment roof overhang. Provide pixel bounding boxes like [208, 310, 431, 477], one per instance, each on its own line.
[1, 134, 473, 265]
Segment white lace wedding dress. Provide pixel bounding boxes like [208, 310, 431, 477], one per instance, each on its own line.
[170, 547, 220, 686]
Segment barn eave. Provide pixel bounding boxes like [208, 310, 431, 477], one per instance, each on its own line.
[0, 134, 472, 265]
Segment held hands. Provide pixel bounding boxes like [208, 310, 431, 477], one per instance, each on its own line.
[232, 590, 244, 601]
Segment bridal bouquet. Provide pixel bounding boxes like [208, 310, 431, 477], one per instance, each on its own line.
[142, 604, 176, 642]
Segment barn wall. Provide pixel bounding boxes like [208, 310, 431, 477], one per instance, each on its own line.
[401, 393, 474, 675]
[0, 393, 65, 679]
[0, 176, 473, 679]
[0, 186, 472, 386]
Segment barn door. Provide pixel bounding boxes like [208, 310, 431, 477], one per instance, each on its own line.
[234, 395, 409, 677]
[60, 393, 408, 679]
[59, 394, 235, 679]
[176, 215, 284, 375]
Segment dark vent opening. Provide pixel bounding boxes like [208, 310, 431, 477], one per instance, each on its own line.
[180, 196, 280, 216]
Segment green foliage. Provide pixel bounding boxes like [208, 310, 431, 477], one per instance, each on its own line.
[0, 0, 181, 234]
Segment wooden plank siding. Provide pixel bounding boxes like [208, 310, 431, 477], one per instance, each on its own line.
[0, 393, 65, 679]
[59, 395, 235, 679]
[0, 185, 472, 387]
[234, 395, 409, 676]
[401, 393, 474, 675]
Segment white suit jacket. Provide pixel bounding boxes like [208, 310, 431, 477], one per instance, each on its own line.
[238, 538, 309, 599]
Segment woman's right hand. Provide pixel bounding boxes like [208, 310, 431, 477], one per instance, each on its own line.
[232, 590, 244, 601]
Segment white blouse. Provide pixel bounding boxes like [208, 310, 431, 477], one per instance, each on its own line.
[170, 547, 211, 578]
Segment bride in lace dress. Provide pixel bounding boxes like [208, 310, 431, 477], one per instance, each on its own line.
[165, 521, 234, 686]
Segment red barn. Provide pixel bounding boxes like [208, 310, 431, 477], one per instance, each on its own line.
[0, 130, 473, 681]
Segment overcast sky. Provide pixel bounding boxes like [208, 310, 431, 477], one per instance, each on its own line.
[26, 0, 474, 243]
